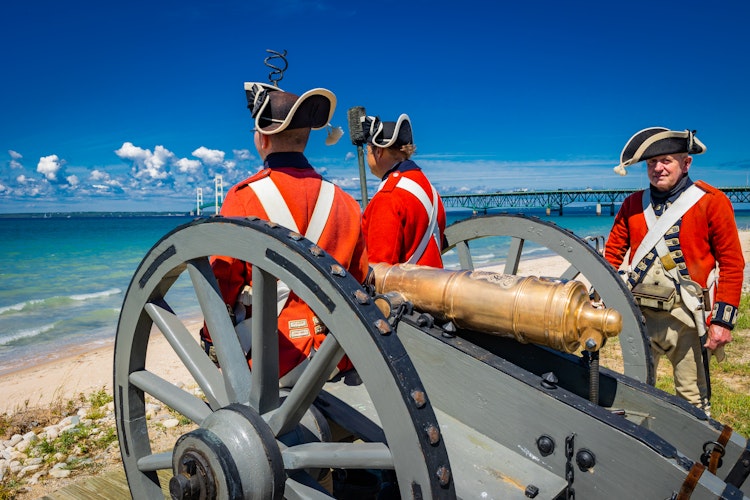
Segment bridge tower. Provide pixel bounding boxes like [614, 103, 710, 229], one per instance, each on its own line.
[214, 175, 224, 215]
[196, 188, 204, 216]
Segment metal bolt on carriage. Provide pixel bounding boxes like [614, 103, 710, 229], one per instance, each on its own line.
[113, 213, 750, 499]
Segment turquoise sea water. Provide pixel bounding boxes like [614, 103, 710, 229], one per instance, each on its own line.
[1, 208, 749, 376]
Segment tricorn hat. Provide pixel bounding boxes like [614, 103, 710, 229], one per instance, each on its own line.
[614, 127, 706, 175]
[361, 114, 413, 148]
[244, 82, 336, 134]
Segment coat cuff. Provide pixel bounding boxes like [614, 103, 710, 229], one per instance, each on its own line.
[711, 301, 738, 330]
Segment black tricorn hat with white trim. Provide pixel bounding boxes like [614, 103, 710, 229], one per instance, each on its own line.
[244, 82, 336, 134]
[361, 114, 413, 148]
[614, 127, 706, 175]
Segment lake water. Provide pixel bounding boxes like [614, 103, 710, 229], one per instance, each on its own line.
[1, 207, 748, 375]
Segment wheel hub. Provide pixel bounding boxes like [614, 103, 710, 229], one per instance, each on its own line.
[170, 404, 285, 499]
[170, 448, 217, 499]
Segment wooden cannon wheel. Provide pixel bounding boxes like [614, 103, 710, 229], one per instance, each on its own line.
[443, 213, 654, 385]
[113, 217, 454, 499]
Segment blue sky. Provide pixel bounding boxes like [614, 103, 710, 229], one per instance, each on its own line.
[2, 0, 750, 213]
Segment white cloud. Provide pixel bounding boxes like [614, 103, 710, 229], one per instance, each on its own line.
[66, 175, 79, 186]
[90, 169, 110, 181]
[330, 176, 362, 189]
[115, 142, 150, 162]
[8, 150, 23, 169]
[146, 146, 173, 180]
[87, 169, 123, 192]
[176, 157, 201, 174]
[16, 174, 28, 183]
[345, 151, 355, 161]
[192, 146, 225, 166]
[233, 149, 253, 161]
[115, 142, 173, 180]
[37, 154, 63, 182]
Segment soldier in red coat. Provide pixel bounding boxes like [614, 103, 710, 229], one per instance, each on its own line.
[605, 127, 744, 412]
[360, 114, 446, 267]
[202, 82, 369, 384]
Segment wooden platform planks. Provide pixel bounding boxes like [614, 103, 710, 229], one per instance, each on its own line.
[40, 469, 171, 499]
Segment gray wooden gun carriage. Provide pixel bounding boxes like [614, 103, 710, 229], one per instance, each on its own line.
[113, 214, 750, 499]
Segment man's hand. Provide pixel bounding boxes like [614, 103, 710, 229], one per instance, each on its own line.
[704, 323, 732, 351]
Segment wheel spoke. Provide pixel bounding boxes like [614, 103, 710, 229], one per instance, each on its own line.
[455, 240, 474, 270]
[267, 335, 344, 436]
[144, 301, 229, 409]
[187, 257, 251, 405]
[560, 263, 581, 282]
[117, 218, 456, 498]
[284, 472, 332, 499]
[504, 236, 524, 274]
[129, 370, 211, 423]
[282, 442, 394, 469]
[136, 451, 173, 472]
[250, 265, 280, 414]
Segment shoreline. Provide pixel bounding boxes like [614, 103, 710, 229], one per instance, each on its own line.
[1, 231, 749, 416]
[0, 318, 203, 416]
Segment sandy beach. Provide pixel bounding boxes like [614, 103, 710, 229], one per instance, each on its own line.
[2, 230, 749, 416]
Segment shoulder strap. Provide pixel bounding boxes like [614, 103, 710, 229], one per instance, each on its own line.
[396, 176, 440, 264]
[630, 185, 706, 268]
[248, 175, 337, 316]
[305, 181, 335, 245]
[249, 176, 299, 233]
[248, 175, 335, 245]
[633, 185, 709, 318]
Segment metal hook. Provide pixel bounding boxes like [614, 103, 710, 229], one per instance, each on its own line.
[264, 49, 288, 87]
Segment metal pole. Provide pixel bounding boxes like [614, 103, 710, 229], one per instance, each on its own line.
[347, 106, 368, 209]
[357, 144, 368, 209]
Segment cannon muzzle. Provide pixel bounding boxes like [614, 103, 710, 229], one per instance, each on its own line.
[370, 263, 621, 353]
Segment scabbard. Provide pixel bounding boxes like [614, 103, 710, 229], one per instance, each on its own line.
[699, 334, 712, 401]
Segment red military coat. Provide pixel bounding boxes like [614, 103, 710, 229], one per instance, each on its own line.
[362, 161, 446, 267]
[605, 180, 744, 326]
[210, 153, 369, 376]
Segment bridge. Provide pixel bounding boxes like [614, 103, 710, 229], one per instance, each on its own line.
[192, 183, 750, 216]
[194, 176, 225, 216]
[440, 187, 750, 215]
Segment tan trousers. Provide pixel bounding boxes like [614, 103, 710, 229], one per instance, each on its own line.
[642, 308, 710, 411]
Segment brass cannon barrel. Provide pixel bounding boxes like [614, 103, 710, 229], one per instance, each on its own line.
[370, 263, 622, 353]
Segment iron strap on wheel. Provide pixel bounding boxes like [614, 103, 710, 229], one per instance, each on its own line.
[114, 217, 456, 498]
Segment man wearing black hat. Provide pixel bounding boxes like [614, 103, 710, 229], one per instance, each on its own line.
[202, 82, 369, 384]
[605, 127, 744, 412]
[360, 113, 446, 267]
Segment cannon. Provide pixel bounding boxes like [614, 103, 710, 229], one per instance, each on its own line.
[114, 214, 750, 499]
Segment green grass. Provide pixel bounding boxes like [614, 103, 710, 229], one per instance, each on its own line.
[2, 293, 750, 498]
[735, 294, 750, 330]
[0, 386, 122, 498]
[0, 480, 21, 500]
[88, 388, 113, 409]
[654, 292, 750, 435]
[710, 379, 750, 437]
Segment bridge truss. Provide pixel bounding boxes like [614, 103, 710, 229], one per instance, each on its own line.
[441, 187, 750, 215]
